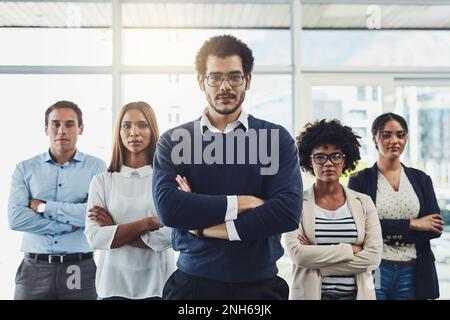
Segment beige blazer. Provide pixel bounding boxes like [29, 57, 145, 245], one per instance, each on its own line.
[282, 185, 382, 300]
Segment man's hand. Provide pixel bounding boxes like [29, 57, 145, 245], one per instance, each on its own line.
[190, 224, 228, 240]
[175, 175, 264, 215]
[410, 213, 444, 233]
[88, 206, 115, 226]
[29, 199, 44, 213]
[176, 175, 192, 192]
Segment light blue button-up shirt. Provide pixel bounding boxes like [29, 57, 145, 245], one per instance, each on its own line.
[8, 150, 106, 254]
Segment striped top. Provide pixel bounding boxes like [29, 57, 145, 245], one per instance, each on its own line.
[315, 202, 358, 299]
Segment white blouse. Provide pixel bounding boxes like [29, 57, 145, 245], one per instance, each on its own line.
[376, 168, 420, 261]
[85, 165, 175, 299]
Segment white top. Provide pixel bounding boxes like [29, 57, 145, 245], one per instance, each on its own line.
[315, 202, 357, 297]
[84, 165, 175, 299]
[376, 168, 420, 261]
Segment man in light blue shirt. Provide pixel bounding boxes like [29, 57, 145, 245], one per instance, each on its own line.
[8, 101, 106, 300]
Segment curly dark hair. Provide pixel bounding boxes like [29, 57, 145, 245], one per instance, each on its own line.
[195, 34, 254, 75]
[296, 119, 361, 176]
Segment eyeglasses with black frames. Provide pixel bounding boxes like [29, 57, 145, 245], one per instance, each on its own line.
[204, 73, 245, 87]
[310, 152, 346, 165]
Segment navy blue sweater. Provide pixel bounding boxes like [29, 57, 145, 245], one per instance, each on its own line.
[348, 163, 440, 299]
[152, 115, 302, 282]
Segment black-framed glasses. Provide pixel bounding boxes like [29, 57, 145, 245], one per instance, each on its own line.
[310, 152, 346, 165]
[205, 73, 245, 87]
[379, 130, 407, 140]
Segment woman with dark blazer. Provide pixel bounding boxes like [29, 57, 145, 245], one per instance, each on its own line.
[348, 112, 443, 300]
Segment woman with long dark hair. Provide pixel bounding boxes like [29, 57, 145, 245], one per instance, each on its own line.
[348, 112, 443, 300]
[85, 102, 175, 300]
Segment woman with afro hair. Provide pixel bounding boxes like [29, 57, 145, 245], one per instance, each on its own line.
[283, 119, 382, 300]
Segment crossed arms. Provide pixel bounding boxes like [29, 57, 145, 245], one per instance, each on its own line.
[283, 198, 382, 276]
[8, 165, 82, 236]
[152, 127, 302, 242]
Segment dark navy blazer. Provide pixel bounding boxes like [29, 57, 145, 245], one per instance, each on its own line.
[348, 163, 441, 299]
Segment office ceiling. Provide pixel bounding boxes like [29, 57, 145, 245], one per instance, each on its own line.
[1, 1, 450, 29]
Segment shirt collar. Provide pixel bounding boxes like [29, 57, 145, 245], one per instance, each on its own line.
[119, 165, 153, 178]
[200, 108, 248, 135]
[42, 149, 84, 164]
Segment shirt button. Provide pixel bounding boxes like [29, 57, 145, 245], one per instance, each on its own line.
[54, 241, 58, 244]
[66, 221, 70, 224]
[60, 166, 63, 169]
[49, 215, 52, 218]
[58, 184, 62, 187]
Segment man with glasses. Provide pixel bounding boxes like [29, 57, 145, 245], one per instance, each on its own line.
[153, 35, 302, 299]
[8, 101, 106, 299]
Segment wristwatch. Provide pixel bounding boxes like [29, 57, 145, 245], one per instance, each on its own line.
[37, 202, 46, 213]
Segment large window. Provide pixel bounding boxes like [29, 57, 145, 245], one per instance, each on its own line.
[394, 86, 450, 297]
[123, 29, 291, 66]
[0, 1, 112, 66]
[302, 30, 450, 67]
[311, 85, 383, 166]
[0, 28, 112, 66]
[394, 86, 450, 219]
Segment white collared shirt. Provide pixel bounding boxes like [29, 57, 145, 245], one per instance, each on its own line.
[198, 109, 249, 241]
[85, 165, 175, 299]
[200, 108, 249, 134]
